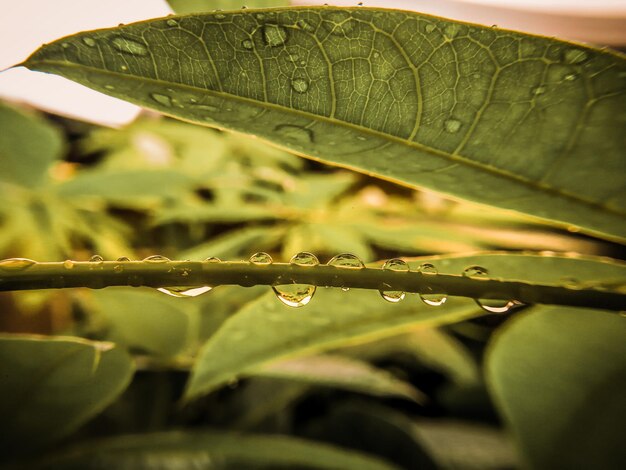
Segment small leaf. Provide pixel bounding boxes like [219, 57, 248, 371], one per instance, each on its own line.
[0, 334, 133, 456]
[39, 430, 400, 470]
[256, 354, 425, 402]
[0, 101, 64, 188]
[485, 307, 626, 468]
[22, 8, 626, 240]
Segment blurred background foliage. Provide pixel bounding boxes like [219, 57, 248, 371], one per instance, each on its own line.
[0, 98, 623, 468]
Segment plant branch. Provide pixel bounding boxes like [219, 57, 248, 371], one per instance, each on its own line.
[0, 260, 624, 311]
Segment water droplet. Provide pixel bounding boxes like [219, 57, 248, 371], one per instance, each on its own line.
[104, 85, 115, 90]
[299, 60, 306, 66]
[89, 255, 104, 264]
[272, 284, 316, 308]
[120, 65, 128, 71]
[563, 48, 588, 65]
[214, 13, 226, 20]
[0, 258, 36, 271]
[444, 23, 461, 39]
[144, 255, 170, 263]
[291, 252, 319, 266]
[256, 13, 265, 21]
[191, 103, 219, 113]
[444, 118, 462, 133]
[61, 42, 70, 49]
[341, 287, 350, 292]
[157, 286, 212, 298]
[82, 37, 96, 47]
[291, 78, 309, 93]
[263, 24, 288, 47]
[242, 39, 254, 50]
[328, 253, 364, 269]
[151, 93, 172, 107]
[532, 85, 546, 96]
[205, 257, 221, 263]
[274, 124, 314, 145]
[417, 263, 447, 306]
[111, 36, 148, 56]
[462, 266, 518, 313]
[564, 73, 578, 82]
[250, 252, 273, 265]
[117, 256, 131, 261]
[296, 19, 315, 32]
[379, 258, 409, 303]
[166, 18, 178, 27]
[425, 23, 436, 34]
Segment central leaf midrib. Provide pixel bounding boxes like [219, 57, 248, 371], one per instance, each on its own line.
[27, 60, 625, 219]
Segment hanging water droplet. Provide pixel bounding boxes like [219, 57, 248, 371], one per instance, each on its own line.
[242, 39, 254, 50]
[89, 255, 104, 264]
[444, 118, 462, 133]
[263, 24, 288, 47]
[157, 286, 212, 298]
[563, 48, 588, 65]
[462, 266, 518, 313]
[0, 258, 36, 271]
[296, 19, 315, 32]
[416, 263, 447, 306]
[144, 255, 170, 263]
[272, 284, 316, 308]
[425, 23, 436, 34]
[291, 252, 319, 266]
[82, 37, 97, 47]
[151, 93, 172, 107]
[291, 78, 309, 93]
[274, 124, 314, 145]
[328, 253, 365, 269]
[166, 18, 178, 27]
[380, 258, 409, 303]
[111, 36, 148, 56]
[250, 252, 273, 265]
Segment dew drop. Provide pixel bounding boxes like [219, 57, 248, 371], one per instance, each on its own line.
[425, 23, 436, 34]
[0, 258, 36, 271]
[82, 37, 97, 47]
[120, 65, 128, 71]
[111, 36, 148, 56]
[214, 13, 226, 20]
[462, 266, 518, 313]
[144, 255, 170, 263]
[444, 118, 462, 133]
[328, 253, 364, 269]
[563, 48, 588, 65]
[291, 252, 319, 266]
[256, 13, 265, 21]
[291, 78, 309, 93]
[89, 255, 104, 264]
[417, 263, 447, 306]
[157, 286, 212, 298]
[379, 258, 409, 303]
[250, 252, 273, 265]
[104, 85, 115, 90]
[272, 284, 316, 308]
[61, 42, 70, 49]
[191, 103, 219, 112]
[205, 256, 221, 263]
[296, 19, 315, 32]
[532, 85, 546, 96]
[117, 256, 131, 261]
[274, 124, 314, 145]
[242, 39, 254, 50]
[151, 93, 172, 107]
[263, 24, 288, 47]
[166, 18, 178, 27]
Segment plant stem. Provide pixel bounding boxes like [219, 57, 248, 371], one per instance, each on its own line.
[0, 260, 624, 311]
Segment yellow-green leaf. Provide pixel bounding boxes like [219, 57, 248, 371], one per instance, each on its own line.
[21, 7, 626, 241]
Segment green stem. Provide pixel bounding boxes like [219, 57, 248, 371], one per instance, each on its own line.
[1, 260, 624, 311]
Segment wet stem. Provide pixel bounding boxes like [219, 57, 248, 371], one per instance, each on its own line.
[0, 259, 624, 311]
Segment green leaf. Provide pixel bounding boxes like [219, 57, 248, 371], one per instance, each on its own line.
[185, 252, 624, 399]
[22, 8, 626, 241]
[90, 289, 193, 357]
[256, 354, 425, 402]
[39, 430, 400, 470]
[0, 335, 133, 456]
[485, 307, 626, 468]
[0, 101, 64, 188]
[167, 0, 291, 15]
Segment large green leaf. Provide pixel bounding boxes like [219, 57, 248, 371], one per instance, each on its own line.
[22, 7, 626, 240]
[39, 430, 399, 469]
[185, 252, 624, 399]
[485, 307, 626, 469]
[0, 101, 64, 188]
[0, 335, 134, 457]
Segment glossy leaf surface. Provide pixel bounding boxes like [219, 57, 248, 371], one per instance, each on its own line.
[486, 307, 626, 468]
[22, 7, 626, 240]
[0, 335, 133, 456]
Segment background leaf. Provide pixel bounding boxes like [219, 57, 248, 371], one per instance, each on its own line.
[0, 335, 134, 457]
[485, 307, 626, 468]
[23, 7, 626, 240]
